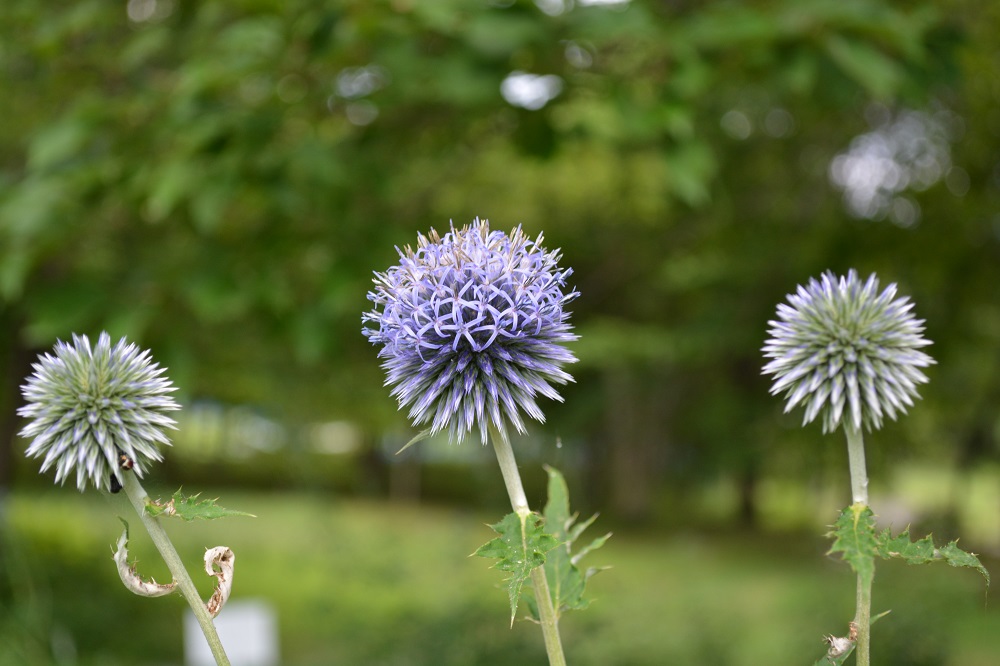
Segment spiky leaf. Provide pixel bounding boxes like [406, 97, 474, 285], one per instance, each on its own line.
[875, 528, 989, 586]
[474, 511, 559, 623]
[937, 541, 990, 585]
[819, 509, 990, 666]
[876, 527, 935, 563]
[145, 489, 255, 521]
[527, 465, 610, 621]
[827, 503, 878, 588]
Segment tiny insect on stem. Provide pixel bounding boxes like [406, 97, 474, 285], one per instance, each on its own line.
[109, 450, 135, 494]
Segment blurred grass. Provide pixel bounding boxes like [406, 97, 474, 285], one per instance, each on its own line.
[2, 487, 998, 665]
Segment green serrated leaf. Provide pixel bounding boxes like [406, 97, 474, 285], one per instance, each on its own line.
[938, 541, 990, 586]
[145, 489, 256, 521]
[574, 532, 612, 567]
[827, 503, 878, 588]
[874, 528, 990, 586]
[473, 511, 559, 624]
[567, 511, 598, 544]
[531, 465, 611, 621]
[876, 527, 936, 564]
[818, 513, 991, 666]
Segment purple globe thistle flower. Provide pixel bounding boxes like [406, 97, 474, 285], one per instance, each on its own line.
[762, 269, 934, 433]
[18, 332, 179, 492]
[363, 219, 579, 444]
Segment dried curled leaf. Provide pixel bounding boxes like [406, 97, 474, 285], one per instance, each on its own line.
[204, 546, 235, 618]
[113, 519, 177, 598]
[824, 633, 854, 661]
[812, 611, 889, 665]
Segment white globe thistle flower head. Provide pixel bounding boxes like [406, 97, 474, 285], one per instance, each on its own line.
[762, 269, 935, 434]
[18, 332, 180, 492]
[363, 219, 579, 445]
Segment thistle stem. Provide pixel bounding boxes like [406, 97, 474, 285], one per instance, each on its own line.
[844, 426, 871, 666]
[490, 430, 567, 666]
[122, 472, 231, 666]
[845, 426, 869, 505]
[854, 572, 872, 666]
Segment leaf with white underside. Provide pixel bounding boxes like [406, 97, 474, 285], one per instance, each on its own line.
[204, 546, 235, 617]
[811, 612, 889, 666]
[474, 511, 559, 624]
[113, 518, 177, 597]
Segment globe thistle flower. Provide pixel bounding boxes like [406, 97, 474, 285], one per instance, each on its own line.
[18, 332, 180, 492]
[762, 269, 934, 434]
[363, 219, 579, 444]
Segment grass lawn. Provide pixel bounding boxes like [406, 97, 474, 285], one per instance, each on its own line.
[2, 487, 998, 665]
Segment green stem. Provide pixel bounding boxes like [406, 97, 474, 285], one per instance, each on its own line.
[122, 472, 231, 666]
[490, 429, 567, 666]
[855, 572, 872, 666]
[845, 426, 869, 505]
[844, 425, 871, 666]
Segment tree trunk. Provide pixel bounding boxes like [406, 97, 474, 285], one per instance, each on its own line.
[737, 463, 758, 528]
[604, 367, 671, 523]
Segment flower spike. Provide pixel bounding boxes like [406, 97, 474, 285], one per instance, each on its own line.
[762, 270, 934, 433]
[18, 332, 179, 491]
[363, 219, 579, 444]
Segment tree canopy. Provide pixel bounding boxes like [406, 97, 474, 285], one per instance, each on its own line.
[3, 0, 997, 517]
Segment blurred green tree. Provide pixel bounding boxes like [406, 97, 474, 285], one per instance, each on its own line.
[2, 0, 995, 523]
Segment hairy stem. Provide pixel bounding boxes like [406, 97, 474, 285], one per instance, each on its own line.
[844, 426, 871, 666]
[122, 472, 231, 666]
[490, 430, 567, 666]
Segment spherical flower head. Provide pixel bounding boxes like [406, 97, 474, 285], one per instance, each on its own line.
[18, 332, 180, 492]
[762, 269, 934, 434]
[363, 218, 579, 444]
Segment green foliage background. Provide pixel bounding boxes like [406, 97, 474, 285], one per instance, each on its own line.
[3, 1, 1000, 662]
[4, 0, 997, 520]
